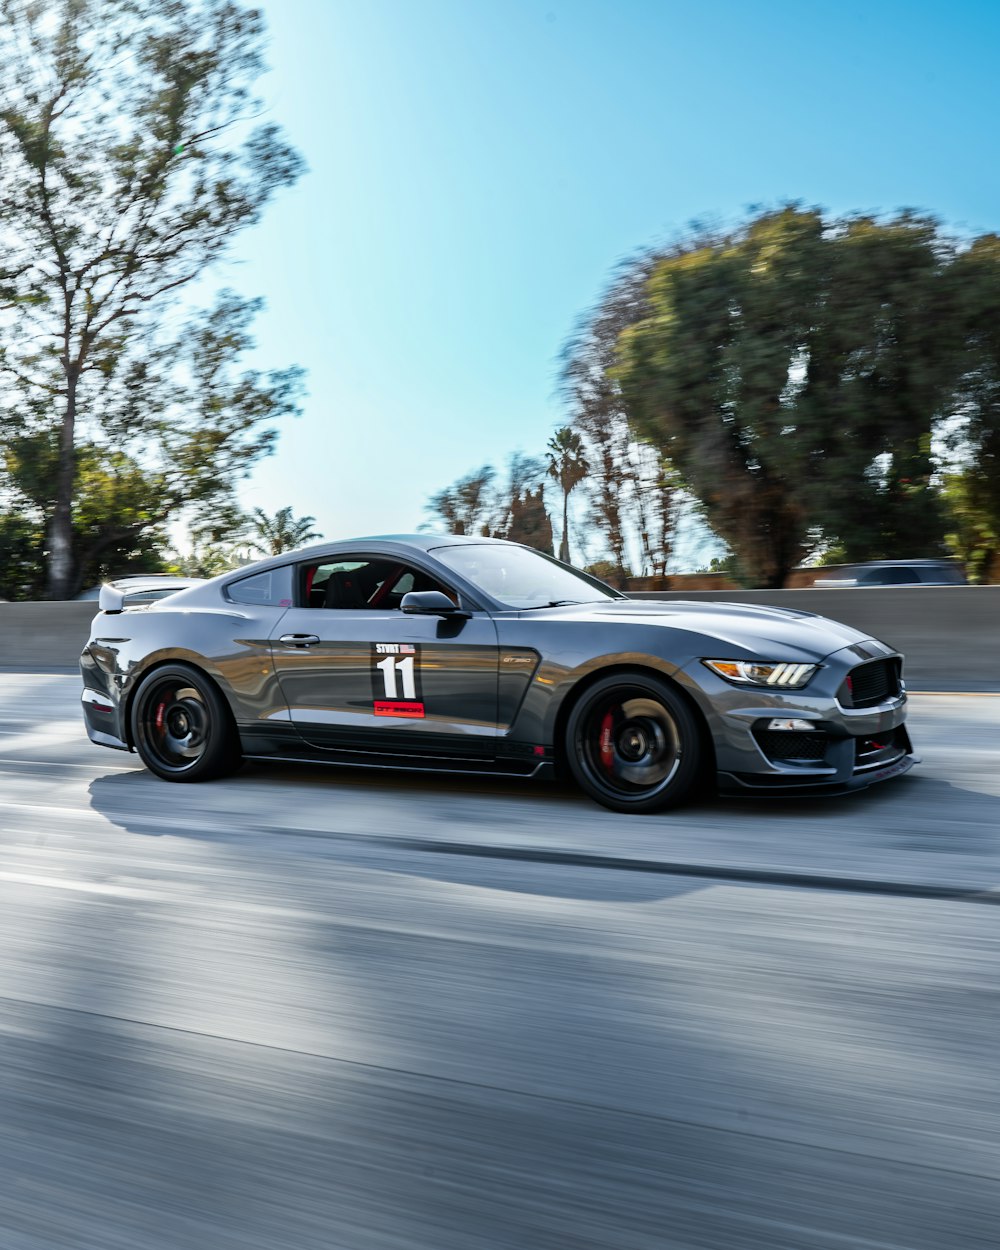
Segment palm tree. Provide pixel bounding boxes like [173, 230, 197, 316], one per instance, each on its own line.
[248, 506, 322, 556]
[546, 427, 588, 563]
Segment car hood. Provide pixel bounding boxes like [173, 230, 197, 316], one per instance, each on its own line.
[547, 598, 883, 661]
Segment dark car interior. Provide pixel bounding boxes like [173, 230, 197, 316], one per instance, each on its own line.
[303, 559, 454, 610]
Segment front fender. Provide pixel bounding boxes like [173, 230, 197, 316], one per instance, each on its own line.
[512, 650, 691, 750]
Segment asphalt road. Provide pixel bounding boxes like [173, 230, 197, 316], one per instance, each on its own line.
[0, 673, 998, 1249]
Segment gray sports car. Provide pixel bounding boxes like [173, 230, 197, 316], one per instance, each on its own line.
[80, 534, 916, 813]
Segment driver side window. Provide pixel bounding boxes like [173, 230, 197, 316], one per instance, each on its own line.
[302, 558, 453, 609]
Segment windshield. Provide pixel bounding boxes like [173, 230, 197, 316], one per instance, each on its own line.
[432, 543, 621, 609]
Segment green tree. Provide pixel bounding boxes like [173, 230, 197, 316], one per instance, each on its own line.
[800, 212, 955, 561]
[942, 472, 998, 583]
[0, 509, 45, 600]
[3, 434, 172, 594]
[574, 206, 976, 586]
[168, 540, 248, 577]
[0, 0, 304, 597]
[1, 293, 302, 594]
[943, 234, 1000, 582]
[562, 256, 662, 583]
[505, 486, 553, 554]
[546, 426, 588, 563]
[493, 452, 545, 539]
[424, 455, 555, 554]
[247, 505, 322, 555]
[424, 465, 496, 536]
[631, 446, 681, 580]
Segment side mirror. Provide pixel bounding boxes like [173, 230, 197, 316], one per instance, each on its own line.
[98, 584, 126, 614]
[401, 590, 468, 617]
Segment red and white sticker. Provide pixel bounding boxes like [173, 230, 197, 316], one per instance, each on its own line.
[374, 700, 425, 719]
[372, 643, 424, 716]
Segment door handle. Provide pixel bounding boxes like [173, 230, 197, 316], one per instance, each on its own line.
[278, 633, 321, 647]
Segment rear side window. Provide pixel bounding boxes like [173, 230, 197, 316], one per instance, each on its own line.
[862, 568, 920, 585]
[920, 564, 966, 584]
[227, 568, 291, 606]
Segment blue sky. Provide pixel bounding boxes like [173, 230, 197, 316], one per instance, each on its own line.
[219, 0, 1000, 559]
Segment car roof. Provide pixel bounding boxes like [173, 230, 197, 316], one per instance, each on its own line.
[330, 533, 507, 552]
[226, 533, 519, 575]
[822, 559, 955, 569]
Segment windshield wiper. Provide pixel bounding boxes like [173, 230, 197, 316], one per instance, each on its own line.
[521, 599, 583, 609]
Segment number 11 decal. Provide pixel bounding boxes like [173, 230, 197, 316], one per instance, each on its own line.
[376, 655, 416, 700]
[371, 643, 425, 718]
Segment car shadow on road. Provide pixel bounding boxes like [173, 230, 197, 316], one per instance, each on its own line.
[697, 772, 1000, 853]
[86, 762, 1000, 906]
[85, 768, 709, 905]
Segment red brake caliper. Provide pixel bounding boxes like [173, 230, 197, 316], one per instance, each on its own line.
[155, 701, 167, 732]
[599, 711, 615, 774]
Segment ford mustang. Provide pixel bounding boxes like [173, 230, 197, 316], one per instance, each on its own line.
[80, 534, 916, 812]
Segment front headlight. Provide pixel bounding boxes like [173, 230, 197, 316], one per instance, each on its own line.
[702, 659, 818, 689]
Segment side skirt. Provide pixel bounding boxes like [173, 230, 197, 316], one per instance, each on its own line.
[238, 724, 553, 780]
[241, 751, 553, 781]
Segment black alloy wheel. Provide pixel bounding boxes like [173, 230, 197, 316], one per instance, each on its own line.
[565, 672, 701, 813]
[131, 664, 241, 782]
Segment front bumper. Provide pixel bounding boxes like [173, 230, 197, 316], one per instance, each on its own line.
[682, 641, 918, 797]
[716, 735, 917, 796]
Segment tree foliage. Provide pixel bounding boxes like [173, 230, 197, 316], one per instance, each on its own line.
[423, 454, 554, 555]
[0, 508, 44, 599]
[943, 234, 1000, 582]
[492, 452, 545, 541]
[424, 465, 497, 537]
[560, 260, 685, 583]
[3, 433, 173, 593]
[571, 206, 1000, 586]
[247, 505, 321, 555]
[562, 261, 652, 580]
[0, 0, 304, 596]
[505, 485, 553, 554]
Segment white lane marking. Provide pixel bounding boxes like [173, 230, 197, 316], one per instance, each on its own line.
[0, 799, 119, 819]
[909, 692, 1000, 698]
[0, 798, 253, 837]
[0, 758, 137, 771]
[0, 870, 158, 899]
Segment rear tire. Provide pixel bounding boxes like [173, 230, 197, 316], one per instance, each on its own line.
[564, 672, 701, 813]
[131, 664, 241, 782]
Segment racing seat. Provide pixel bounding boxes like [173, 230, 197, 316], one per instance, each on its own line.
[324, 570, 370, 609]
[305, 566, 327, 608]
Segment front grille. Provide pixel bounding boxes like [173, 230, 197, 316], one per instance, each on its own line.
[840, 658, 901, 708]
[754, 729, 828, 763]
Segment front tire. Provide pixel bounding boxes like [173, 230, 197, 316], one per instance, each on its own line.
[564, 672, 702, 813]
[131, 664, 241, 782]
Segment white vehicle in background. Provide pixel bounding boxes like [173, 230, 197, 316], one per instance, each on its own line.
[813, 559, 967, 588]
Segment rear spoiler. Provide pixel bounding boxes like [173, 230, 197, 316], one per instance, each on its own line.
[98, 584, 126, 614]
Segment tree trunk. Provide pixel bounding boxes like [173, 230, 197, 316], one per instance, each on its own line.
[559, 489, 570, 563]
[46, 373, 78, 600]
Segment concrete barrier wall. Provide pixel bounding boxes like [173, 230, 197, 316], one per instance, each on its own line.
[0, 589, 996, 690]
[629, 586, 1000, 691]
[0, 602, 98, 671]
